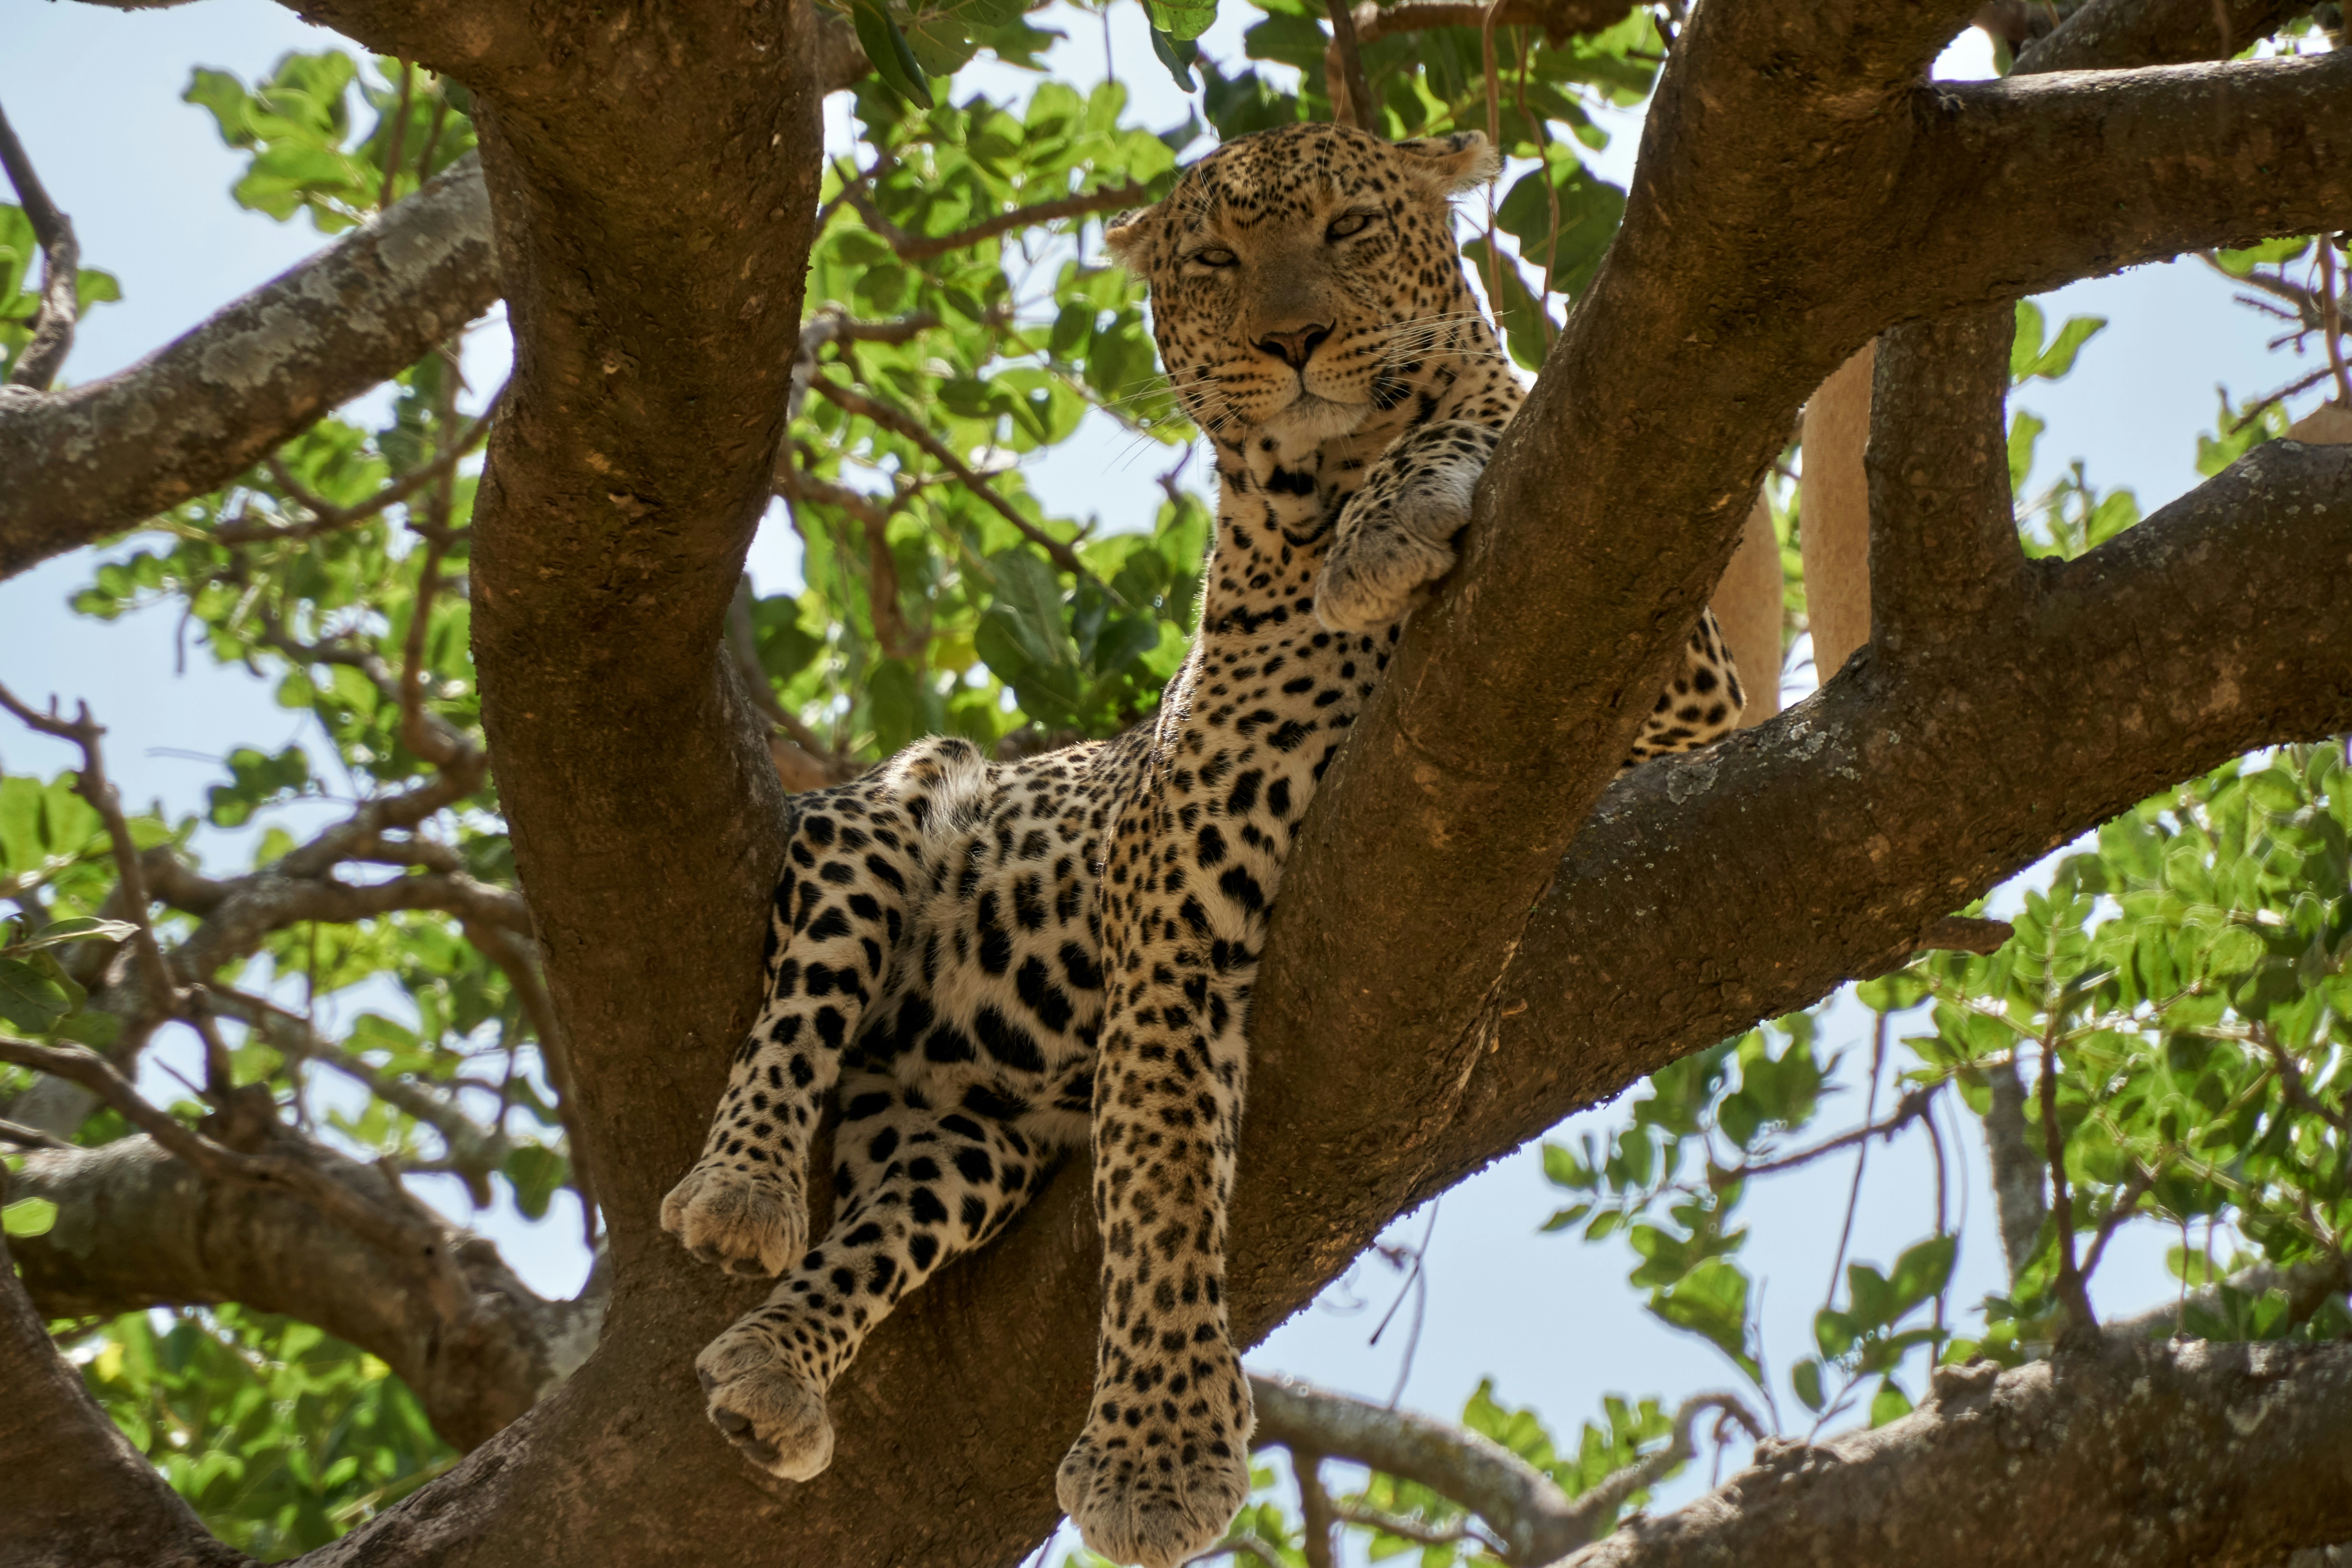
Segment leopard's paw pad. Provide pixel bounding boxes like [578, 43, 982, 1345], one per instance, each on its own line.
[695, 1321, 834, 1481]
[660, 1162, 807, 1279]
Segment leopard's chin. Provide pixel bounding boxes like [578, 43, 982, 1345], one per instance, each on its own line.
[1265, 390, 1370, 444]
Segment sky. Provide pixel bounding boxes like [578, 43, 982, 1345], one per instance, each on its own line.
[1, 0, 2335, 1544]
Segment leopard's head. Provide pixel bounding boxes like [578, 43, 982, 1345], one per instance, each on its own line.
[1106, 122, 1501, 445]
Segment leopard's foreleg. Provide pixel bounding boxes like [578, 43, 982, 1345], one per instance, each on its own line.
[1312, 418, 1500, 633]
[1057, 926, 1258, 1568]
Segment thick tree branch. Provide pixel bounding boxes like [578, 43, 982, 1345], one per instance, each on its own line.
[1559, 1343, 2352, 1567]
[2016, 0, 2301, 73]
[1865, 305, 2028, 647]
[1397, 438, 2352, 1205]
[0, 1034, 479, 1323]
[0, 154, 497, 581]
[0, 98, 83, 392]
[1254, 1374, 1581, 1565]
[0, 1209, 245, 1568]
[2105, 1250, 2352, 1340]
[8, 1131, 604, 1450]
[1914, 56, 2352, 307]
[1982, 1059, 2047, 1284]
[1252, 1376, 1760, 1566]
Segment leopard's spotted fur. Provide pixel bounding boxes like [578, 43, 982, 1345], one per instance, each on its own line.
[661, 122, 1744, 1567]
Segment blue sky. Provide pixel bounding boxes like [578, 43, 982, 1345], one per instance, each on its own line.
[1, 0, 2330, 1534]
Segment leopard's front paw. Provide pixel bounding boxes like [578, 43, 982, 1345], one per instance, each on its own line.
[660, 1162, 807, 1278]
[1056, 1354, 1254, 1568]
[1313, 483, 1470, 634]
[695, 1320, 834, 1481]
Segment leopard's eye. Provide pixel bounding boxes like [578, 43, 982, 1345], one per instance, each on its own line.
[1326, 211, 1375, 241]
[1188, 247, 1239, 268]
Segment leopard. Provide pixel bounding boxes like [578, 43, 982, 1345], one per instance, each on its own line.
[659, 120, 1745, 1568]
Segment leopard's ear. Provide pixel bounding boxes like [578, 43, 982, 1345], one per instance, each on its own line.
[1104, 204, 1158, 272]
[1393, 130, 1502, 195]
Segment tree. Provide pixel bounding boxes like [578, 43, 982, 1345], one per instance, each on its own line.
[2, 0, 2350, 1562]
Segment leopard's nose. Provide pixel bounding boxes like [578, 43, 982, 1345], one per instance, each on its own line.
[1255, 323, 1332, 369]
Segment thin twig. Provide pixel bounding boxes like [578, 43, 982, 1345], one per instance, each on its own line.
[805, 373, 1104, 587]
[1479, 0, 1508, 318]
[220, 384, 504, 546]
[2255, 1023, 2352, 1132]
[0, 96, 81, 391]
[412, 83, 450, 184]
[1184, 1538, 1286, 1568]
[1324, 0, 1380, 130]
[1568, 1392, 1767, 1534]
[840, 176, 1152, 263]
[463, 918, 599, 1247]
[0, 1115, 73, 1150]
[2077, 1158, 2158, 1282]
[212, 985, 511, 1206]
[1827, 1014, 1885, 1298]
[1349, 0, 1613, 48]
[397, 350, 465, 767]
[1724, 1084, 1940, 1187]
[1923, 1094, 1950, 1335]
[2039, 1022, 2098, 1337]
[0, 686, 178, 1012]
[1328, 1501, 1498, 1552]
[2318, 240, 2350, 408]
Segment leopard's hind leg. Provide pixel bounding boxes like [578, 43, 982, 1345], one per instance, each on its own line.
[1619, 609, 1745, 769]
[693, 1069, 1047, 1477]
[662, 738, 984, 1278]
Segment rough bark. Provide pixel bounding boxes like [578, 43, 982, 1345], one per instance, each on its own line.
[0, 155, 497, 581]
[1981, 1059, 2048, 1282]
[0, 19, 873, 585]
[9, 1134, 603, 1450]
[1558, 1343, 2352, 1568]
[0, 1217, 244, 1568]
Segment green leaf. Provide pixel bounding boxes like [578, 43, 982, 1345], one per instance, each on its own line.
[1150, 27, 1202, 91]
[1886, 1235, 1957, 1315]
[1868, 1378, 1914, 1428]
[2210, 235, 2311, 276]
[850, 0, 935, 106]
[1145, 0, 1219, 43]
[2, 1197, 57, 1237]
[502, 1145, 568, 1221]
[0, 955, 73, 1032]
[1790, 1357, 1826, 1414]
[1647, 1258, 1758, 1379]
[50, 1008, 124, 1048]
[2011, 300, 2106, 383]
